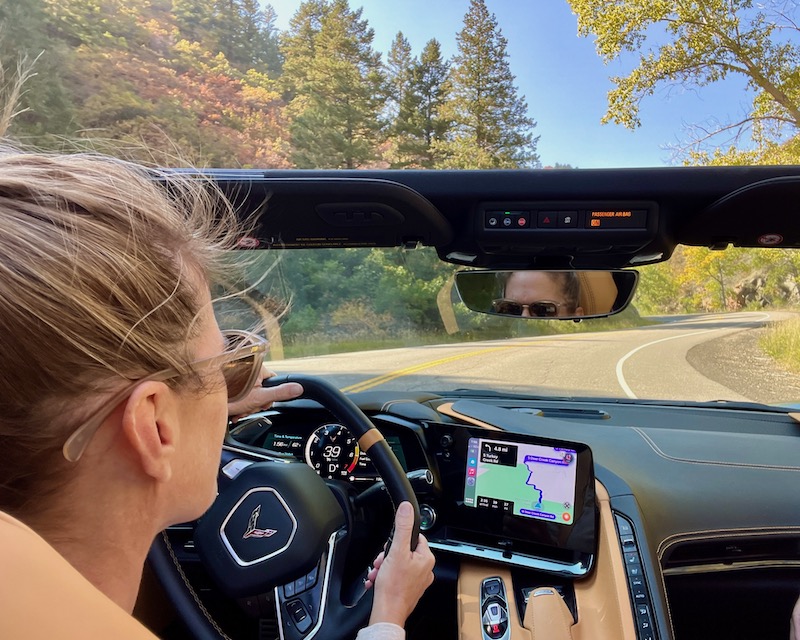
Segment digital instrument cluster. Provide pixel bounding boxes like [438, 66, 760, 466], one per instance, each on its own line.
[261, 422, 409, 482]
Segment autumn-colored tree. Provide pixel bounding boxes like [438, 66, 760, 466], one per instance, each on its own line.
[435, 0, 538, 168]
[568, 0, 800, 161]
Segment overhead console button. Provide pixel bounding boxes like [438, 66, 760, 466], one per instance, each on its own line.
[557, 211, 578, 227]
[486, 210, 530, 229]
[537, 211, 557, 228]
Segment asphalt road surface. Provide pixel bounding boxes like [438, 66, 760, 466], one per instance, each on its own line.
[268, 311, 800, 404]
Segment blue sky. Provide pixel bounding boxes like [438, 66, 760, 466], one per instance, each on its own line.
[265, 0, 754, 168]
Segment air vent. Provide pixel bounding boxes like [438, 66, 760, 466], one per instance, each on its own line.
[663, 535, 800, 570]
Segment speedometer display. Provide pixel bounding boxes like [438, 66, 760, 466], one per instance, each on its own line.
[304, 423, 360, 480]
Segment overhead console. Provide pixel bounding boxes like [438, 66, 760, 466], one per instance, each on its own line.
[445, 200, 659, 269]
[202, 173, 453, 250]
[422, 423, 598, 578]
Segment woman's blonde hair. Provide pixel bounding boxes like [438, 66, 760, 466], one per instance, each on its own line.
[0, 150, 241, 515]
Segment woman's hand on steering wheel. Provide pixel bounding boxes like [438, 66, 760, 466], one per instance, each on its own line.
[227, 365, 303, 420]
[365, 502, 435, 628]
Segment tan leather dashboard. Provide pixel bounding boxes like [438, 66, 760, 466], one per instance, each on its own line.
[456, 481, 636, 640]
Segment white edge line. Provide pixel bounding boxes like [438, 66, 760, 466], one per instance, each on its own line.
[615, 313, 771, 399]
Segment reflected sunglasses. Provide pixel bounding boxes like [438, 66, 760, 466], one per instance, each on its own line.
[62, 330, 268, 462]
[491, 299, 569, 318]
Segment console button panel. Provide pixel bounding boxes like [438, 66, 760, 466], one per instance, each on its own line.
[615, 514, 657, 640]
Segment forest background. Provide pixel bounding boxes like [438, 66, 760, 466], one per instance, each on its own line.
[3, 0, 800, 357]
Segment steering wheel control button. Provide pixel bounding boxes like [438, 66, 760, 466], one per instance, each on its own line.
[283, 581, 296, 598]
[286, 599, 312, 633]
[306, 565, 319, 588]
[222, 458, 255, 480]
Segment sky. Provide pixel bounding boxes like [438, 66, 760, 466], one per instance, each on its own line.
[264, 0, 755, 168]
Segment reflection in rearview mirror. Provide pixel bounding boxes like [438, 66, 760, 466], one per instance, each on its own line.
[454, 270, 639, 320]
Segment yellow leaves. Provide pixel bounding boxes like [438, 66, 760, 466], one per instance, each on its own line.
[568, 0, 800, 148]
[636, 245, 800, 314]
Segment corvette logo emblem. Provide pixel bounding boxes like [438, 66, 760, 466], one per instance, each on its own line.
[243, 505, 277, 539]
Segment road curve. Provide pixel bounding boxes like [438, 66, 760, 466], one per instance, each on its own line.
[268, 311, 790, 403]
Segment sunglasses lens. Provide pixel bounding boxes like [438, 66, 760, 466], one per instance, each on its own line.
[220, 332, 265, 402]
[494, 300, 524, 315]
[222, 356, 258, 401]
[531, 302, 558, 317]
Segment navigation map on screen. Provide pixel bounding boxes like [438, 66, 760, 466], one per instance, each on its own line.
[463, 437, 577, 526]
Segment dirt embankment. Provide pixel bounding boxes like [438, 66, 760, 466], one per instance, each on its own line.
[686, 327, 800, 405]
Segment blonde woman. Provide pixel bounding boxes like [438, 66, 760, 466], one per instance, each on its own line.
[0, 151, 433, 639]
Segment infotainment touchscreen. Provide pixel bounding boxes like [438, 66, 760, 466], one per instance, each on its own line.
[463, 437, 577, 526]
[424, 423, 597, 577]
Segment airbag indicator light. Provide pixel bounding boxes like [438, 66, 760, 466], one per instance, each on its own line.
[586, 209, 647, 229]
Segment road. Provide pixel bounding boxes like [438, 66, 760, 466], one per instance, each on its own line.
[268, 311, 798, 403]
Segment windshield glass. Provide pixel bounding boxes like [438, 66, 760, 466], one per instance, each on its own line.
[214, 246, 800, 405]
[4, 0, 800, 404]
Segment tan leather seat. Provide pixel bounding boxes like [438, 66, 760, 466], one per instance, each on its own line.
[578, 271, 618, 315]
[0, 511, 158, 639]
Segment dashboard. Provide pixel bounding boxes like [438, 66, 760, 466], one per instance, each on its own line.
[222, 392, 800, 640]
[229, 406, 598, 576]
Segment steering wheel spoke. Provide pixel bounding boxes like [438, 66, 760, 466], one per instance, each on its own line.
[275, 527, 374, 639]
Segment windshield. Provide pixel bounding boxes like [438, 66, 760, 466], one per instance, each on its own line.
[4, 0, 800, 404]
[213, 246, 800, 405]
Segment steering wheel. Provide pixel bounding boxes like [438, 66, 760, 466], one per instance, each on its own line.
[149, 374, 420, 640]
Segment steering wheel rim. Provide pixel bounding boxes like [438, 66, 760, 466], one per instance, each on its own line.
[149, 374, 420, 640]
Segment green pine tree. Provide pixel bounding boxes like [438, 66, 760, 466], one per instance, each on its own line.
[389, 38, 451, 168]
[386, 32, 414, 122]
[435, 0, 538, 168]
[209, 0, 248, 67]
[256, 4, 283, 78]
[173, 0, 213, 44]
[281, 0, 385, 168]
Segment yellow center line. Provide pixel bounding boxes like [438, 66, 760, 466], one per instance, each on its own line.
[340, 343, 551, 393]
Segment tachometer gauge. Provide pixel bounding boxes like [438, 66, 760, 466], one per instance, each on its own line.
[304, 423, 360, 480]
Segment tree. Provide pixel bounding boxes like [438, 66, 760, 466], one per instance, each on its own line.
[280, 0, 385, 168]
[434, 0, 538, 168]
[256, 4, 283, 78]
[0, 0, 74, 141]
[173, 0, 213, 44]
[387, 37, 451, 168]
[568, 0, 800, 159]
[386, 32, 414, 122]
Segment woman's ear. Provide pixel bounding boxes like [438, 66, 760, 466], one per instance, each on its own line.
[120, 381, 178, 483]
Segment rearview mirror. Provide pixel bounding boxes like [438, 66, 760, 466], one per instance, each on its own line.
[454, 270, 638, 320]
